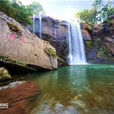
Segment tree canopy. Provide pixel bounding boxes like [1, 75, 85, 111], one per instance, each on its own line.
[27, 1, 45, 15]
[0, 0, 45, 25]
[75, 0, 114, 25]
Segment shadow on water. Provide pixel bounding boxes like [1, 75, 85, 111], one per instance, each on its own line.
[24, 64, 114, 114]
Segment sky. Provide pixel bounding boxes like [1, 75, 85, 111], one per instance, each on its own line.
[19, 0, 113, 20]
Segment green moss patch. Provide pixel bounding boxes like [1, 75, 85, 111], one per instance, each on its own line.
[0, 55, 26, 66]
[97, 48, 104, 57]
[0, 67, 12, 80]
[7, 22, 22, 35]
[44, 47, 57, 57]
[85, 40, 91, 49]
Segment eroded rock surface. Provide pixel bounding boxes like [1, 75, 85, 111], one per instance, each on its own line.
[0, 12, 58, 70]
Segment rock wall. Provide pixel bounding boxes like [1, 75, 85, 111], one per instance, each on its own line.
[32, 15, 114, 64]
[41, 16, 69, 66]
[84, 16, 114, 64]
[0, 12, 58, 70]
[40, 16, 91, 65]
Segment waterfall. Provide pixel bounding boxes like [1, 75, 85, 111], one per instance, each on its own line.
[67, 20, 87, 65]
[33, 14, 42, 39]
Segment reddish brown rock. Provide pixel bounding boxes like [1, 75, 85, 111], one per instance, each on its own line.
[82, 29, 91, 40]
[0, 81, 40, 114]
[105, 42, 114, 55]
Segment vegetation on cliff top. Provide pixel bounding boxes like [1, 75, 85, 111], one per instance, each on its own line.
[76, 0, 114, 25]
[0, 0, 45, 25]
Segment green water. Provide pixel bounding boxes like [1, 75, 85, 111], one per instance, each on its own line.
[26, 64, 114, 114]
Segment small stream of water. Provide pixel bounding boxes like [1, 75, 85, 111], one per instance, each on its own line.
[33, 14, 42, 39]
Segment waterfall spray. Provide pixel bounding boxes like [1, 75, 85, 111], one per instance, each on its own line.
[67, 20, 87, 65]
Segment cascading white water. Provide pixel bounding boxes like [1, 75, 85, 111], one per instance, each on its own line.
[67, 20, 87, 65]
[33, 14, 42, 39]
[39, 15, 42, 38]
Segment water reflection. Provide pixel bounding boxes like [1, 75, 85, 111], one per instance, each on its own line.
[28, 65, 114, 114]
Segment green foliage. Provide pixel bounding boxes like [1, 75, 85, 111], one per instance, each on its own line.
[0, 0, 45, 25]
[7, 22, 21, 34]
[0, 67, 12, 80]
[0, 55, 26, 66]
[92, 0, 114, 21]
[76, 0, 114, 25]
[27, 1, 45, 15]
[85, 40, 91, 49]
[76, 8, 97, 25]
[92, 0, 103, 9]
[44, 47, 57, 57]
[97, 48, 104, 57]
[57, 56, 67, 65]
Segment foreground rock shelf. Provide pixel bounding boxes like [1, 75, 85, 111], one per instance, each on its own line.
[0, 12, 58, 71]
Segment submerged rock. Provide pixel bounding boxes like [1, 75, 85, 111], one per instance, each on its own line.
[0, 11, 58, 70]
[0, 81, 25, 90]
[0, 67, 11, 80]
[0, 81, 40, 114]
[35, 103, 78, 114]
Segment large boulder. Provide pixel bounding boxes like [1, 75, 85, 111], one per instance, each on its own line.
[0, 12, 58, 70]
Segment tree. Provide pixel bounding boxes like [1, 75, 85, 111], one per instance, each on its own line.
[27, 1, 45, 15]
[0, 0, 45, 25]
[0, 0, 32, 25]
[75, 0, 114, 25]
[76, 8, 97, 25]
[92, 0, 114, 22]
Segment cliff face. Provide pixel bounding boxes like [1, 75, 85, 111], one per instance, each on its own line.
[41, 16, 69, 66]
[32, 15, 114, 64]
[84, 16, 114, 64]
[0, 12, 58, 71]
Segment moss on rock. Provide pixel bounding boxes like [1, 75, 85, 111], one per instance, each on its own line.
[85, 40, 91, 49]
[0, 67, 11, 80]
[0, 55, 26, 66]
[97, 48, 104, 58]
[44, 47, 57, 57]
[7, 22, 22, 35]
